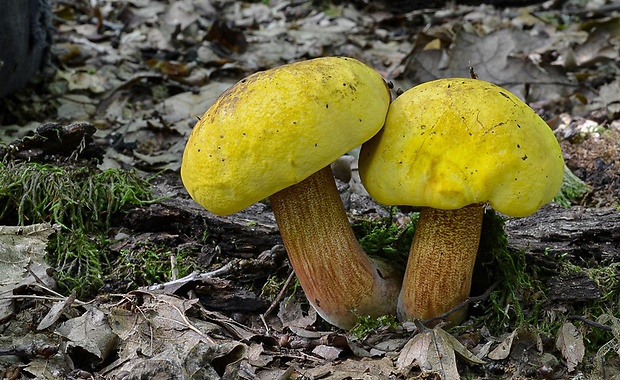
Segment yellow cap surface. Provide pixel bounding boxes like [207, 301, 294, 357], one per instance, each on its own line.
[359, 78, 564, 217]
[181, 57, 390, 215]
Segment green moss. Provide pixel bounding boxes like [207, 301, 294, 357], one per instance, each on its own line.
[473, 210, 619, 351]
[523, 253, 620, 350]
[469, 209, 550, 334]
[261, 274, 289, 301]
[587, 263, 620, 315]
[0, 162, 154, 297]
[354, 207, 416, 268]
[565, 261, 620, 349]
[350, 314, 398, 340]
[553, 165, 590, 207]
[112, 243, 200, 291]
[260, 274, 303, 309]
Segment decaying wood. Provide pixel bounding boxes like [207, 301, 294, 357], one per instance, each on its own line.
[120, 173, 391, 259]
[125, 174, 618, 306]
[547, 273, 602, 303]
[120, 173, 282, 257]
[505, 204, 619, 304]
[140, 174, 619, 264]
[505, 204, 620, 264]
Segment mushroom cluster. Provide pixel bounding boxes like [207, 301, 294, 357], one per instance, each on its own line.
[359, 78, 565, 325]
[181, 58, 565, 330]
[181, 57, 402, 330]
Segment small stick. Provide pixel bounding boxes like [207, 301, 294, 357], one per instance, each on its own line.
[144, 261, 236, 291]
[568, 315, 613, 331]
[170, 254, 178, 281]
[422, 280, 500, 326]
[260, 270, 296, 332]
[167, 302, 217, 344]
[263, 269, 296, 319]
[0, 292, 88, 306]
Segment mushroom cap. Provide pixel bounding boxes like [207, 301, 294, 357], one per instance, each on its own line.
[359, 78, 564, 217]
[181, 57, 390, 215]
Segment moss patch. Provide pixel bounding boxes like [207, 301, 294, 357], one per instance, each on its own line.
[553, 165, 591, 207]
[353, 207, 417, 269]
[0, 162, 154, 297]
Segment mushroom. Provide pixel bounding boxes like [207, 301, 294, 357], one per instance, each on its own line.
[358, 78, 564, 325]
[181, 57, 402, 330]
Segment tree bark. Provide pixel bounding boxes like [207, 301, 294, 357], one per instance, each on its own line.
[505, 204, 620, 265]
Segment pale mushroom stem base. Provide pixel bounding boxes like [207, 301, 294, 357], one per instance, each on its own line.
[397, 204, 484, 326]
[269, 166, 402, 330]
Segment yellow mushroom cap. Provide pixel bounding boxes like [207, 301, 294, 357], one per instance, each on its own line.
[181, 57, 390, 216]
[359, 78, 564, 218]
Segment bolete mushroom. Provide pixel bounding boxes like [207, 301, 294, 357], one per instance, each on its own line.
[358, 78, 564, 325]
[181, 57, 402, 330]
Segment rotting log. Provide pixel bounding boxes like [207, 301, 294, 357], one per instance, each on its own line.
[505, 204, 619, 304]
[123, 174, 618, 305]
[125, 174, 620, 266]
[506, 204, 620, 265]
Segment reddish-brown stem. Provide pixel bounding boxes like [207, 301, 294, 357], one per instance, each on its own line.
[398, 204, 484, 326]
[269, 166, 402, 330]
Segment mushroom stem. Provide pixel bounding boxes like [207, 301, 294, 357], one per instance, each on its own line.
[269, 166, 402, 330]
[397, 204, 484, 326]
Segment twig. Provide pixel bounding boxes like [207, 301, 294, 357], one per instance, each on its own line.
[422, 280, 500, 326]
[0, 294, 69, 302]
[31, 282, 88, 305]
[568, 315, 613, 331]
[260, 269, 296, 333]
[170, 254, 178, 281]
[263, 269, 296, 318]
[0, 292, 88, 306]
[144, 261, 236, 291]
[167, 302, 217, 344]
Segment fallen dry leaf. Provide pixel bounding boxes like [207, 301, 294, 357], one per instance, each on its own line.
[104, 291, 249, 378]
[0, 223, 57, 322]
[0, 223, 56, 284]
[37, 293, 77, 330]
[487, 329, 517, 360]
[304, 356, 395, 379]
[402, 27, 574, 102]
[312, 344, 342, 361]
[556, 321, 585, 372]
[397, 331, 432, 373]
[57, 306, 118, 366]
[437, 328, 486, 366]
[277, 299, 317, 329]
[397, 326, 485, 378]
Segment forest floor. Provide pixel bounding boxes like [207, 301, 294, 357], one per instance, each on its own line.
[1, 0, 620, 379]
